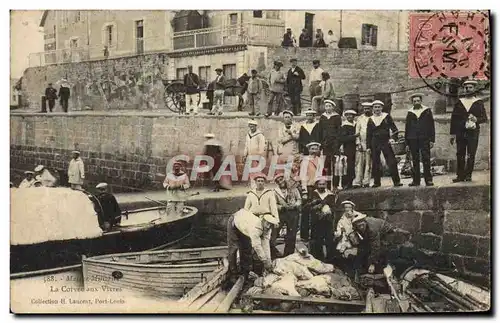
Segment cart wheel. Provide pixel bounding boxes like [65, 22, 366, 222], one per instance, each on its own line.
[164, 81, 201, 114]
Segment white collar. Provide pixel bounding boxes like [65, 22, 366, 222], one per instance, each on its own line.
[321, 112, 339, 119]
[408, 105, 430, 118]
[342, 120, 356, 127]
[314, 189, 333, 200]
[302, 121, 318, 134]
[370, 113, 388, 127]
[459, 97, 482, 112]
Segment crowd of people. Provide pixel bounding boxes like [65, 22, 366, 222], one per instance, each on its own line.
[281, 28, 338, 48]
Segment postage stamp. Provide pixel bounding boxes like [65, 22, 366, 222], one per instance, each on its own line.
[409, 10, 490, 81]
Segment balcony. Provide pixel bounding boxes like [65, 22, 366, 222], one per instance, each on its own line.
[172, 22, 285, 51]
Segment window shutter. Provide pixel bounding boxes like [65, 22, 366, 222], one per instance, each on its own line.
[361, 24, 368, 45]
[371, 25, 378, 47]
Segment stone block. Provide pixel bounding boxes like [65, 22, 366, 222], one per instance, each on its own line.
[386, 210, 421, 233]
[420, 210, 444, 235]
[477, 238, 491, 260]
[442, 233, 478, 257]
[411, 233, 442, 252]
[444, 210, 490, 236]
[436, 186, 490, 210]
[462, 257, 490, 275]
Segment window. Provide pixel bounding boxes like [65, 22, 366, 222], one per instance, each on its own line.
[361, 24, 378, 46]
[198, 66, 211, 83]
[70, 38, 79, 49]
[253, 10, 263, 18]
[265, 11, 280, 19]
[229, 13, 238, 26]
[222, 64, 236, 79]
[136, 20, 144, 39]
[106, 25, 113, 45]
[176, 68, 188, 80]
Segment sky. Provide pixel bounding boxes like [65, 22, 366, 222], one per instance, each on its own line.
[10, 10, 44, 79]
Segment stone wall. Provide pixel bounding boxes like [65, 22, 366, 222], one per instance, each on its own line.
[10, 113, 490, 191]
[185, 185, 490, 278]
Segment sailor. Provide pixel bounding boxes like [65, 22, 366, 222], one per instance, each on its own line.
[339, 109, 358, 189]
[366, 101, 402, 188]
[351, 213, 395, 276]
[94, 183, 122, 231]
[68, 150, 85, 190]
[244, 173, 279, 223]
[298, 109, 322, 156]
[277, 110, 300, 164]
[353, 102, 373, 188]
[243, 120, 267, 189]
[270, 172, 301, 258]
[300, 142, 324, 242]
[405, 93, 436, 186]
[203, 133, 230, 192]
[163, 161, 190, 216]
[450, 80, 488, 182]
[318, 100, 341, 189]
[18, 171, 36, 188]
[334, 200, 361, 260]
[34, 165, 57, 187]
[305, 177, 338, 262]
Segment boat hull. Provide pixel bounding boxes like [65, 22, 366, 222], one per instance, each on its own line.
[10, 207, 196, 275]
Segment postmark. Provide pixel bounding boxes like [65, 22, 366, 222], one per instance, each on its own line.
[409, 10, 490, 95]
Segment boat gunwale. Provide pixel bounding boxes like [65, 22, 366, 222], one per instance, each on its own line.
[115, 206, 198, 228]
[84, 259, 224, 270]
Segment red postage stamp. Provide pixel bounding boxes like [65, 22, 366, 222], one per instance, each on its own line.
[409, 11, 490, 80]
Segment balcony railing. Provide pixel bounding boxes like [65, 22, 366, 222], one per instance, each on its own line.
[172, 22, 285, 51]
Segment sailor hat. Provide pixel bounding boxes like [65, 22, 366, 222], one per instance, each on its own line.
[324, 100, 336, 107]
[282, 110, 294, 117]
[252, 172, 267, 180]
[71, 150, 80, 154]
[463, 80, 478, 86]
[344, 109, 357, 115]
[304, 109, 316, 115]
[96, 182, 108, 189]
[409, 93, 425, 100]
[34, 165, 45, 172]
[372, 100, 385, 106]
[248, 120, 258, 126]
[24, 171, 35, 175]
[314, 176, 328, 184]
[204, 133, 215, 139]
[273, 173, 285, 182]
[341, 200, 356, 207]
[352, 213, 367, 224]
[306, 142, 321, 149]
[361, 102, 373, 107]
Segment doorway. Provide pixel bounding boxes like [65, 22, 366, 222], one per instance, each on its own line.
[304, 13, 314, 41]
[135, 20, 144, 54]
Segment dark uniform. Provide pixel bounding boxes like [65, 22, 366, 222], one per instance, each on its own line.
[94, 192, 122, 230]
[340, 120, 357, 188]
[271, 182, 301, 258]
[58, 86, 71, 112]
[450, 96, 488, 181]
[366, 113, 401, 187]
[306, 189, 338, 262]
[45, 86, 58, 112]
[318, 112, 342, 187]
[405, 105, 436, 185]
[286, 62, 306, 115]
[298, 120, 322, 155]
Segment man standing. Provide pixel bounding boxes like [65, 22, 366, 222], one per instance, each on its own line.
[286, 58, 306, 116]
[18, 171, 36, 188]
[45, 83, 58, 113]
[271, 173, 301, 258]
[93, 183, 121, 232]
[298, 109, 322, 156]
[34, 165, 57, 187]
[353, 102, 373, 188]
[183, 65, 200, 115]
[281, 28, 296, 47]
[247, 69, 262, 116]
[244, 120, 267, 188]
[450, 80, 488, 182]
[58, 79, 71, 113]
[312, 72, 335, 114]
[266, 61, 286, 117]
[308, 60, 324, 101]
[210, 68, 226, 116]
[340, 109, 358, 189]
[318, 100, 341, 189]
[299, 29, 312, 47]
[163, 161, 190, 216]
[277, 110, 300, 165]
[203, 133, 230, 191]
[405, 93, 436, 187]
[68, 150, 85, 190]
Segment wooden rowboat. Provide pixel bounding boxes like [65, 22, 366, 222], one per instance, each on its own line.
[82, 246, 229, 303]
[10, 205, 197, 278]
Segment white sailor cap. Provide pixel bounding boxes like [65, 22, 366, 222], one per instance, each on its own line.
[341, 200, 356, 207]
[361, 102, 373, 107]
[409, 93, 425, 100]
[282, 110, 294, 117]
[71, 150, 80, 154]
[24, 171, 35, 175]
[34, 165, 44, 172]
[204, 133, 215, 139]
[252, 172, 267, 180]
[314, 176, 328, 184]
[304, 109, 316, 115]
[306, 142, 321, 149]
[352, 213, 367, 224]
[248, 120, 258, 126]
[324, 100, 336, 107]
[372, 100, 385, 106]
[344, 109, 357, 115]
[96, 183, 108, 189]
[463, 80, 478, 86]
[262, 213, 279, 225]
